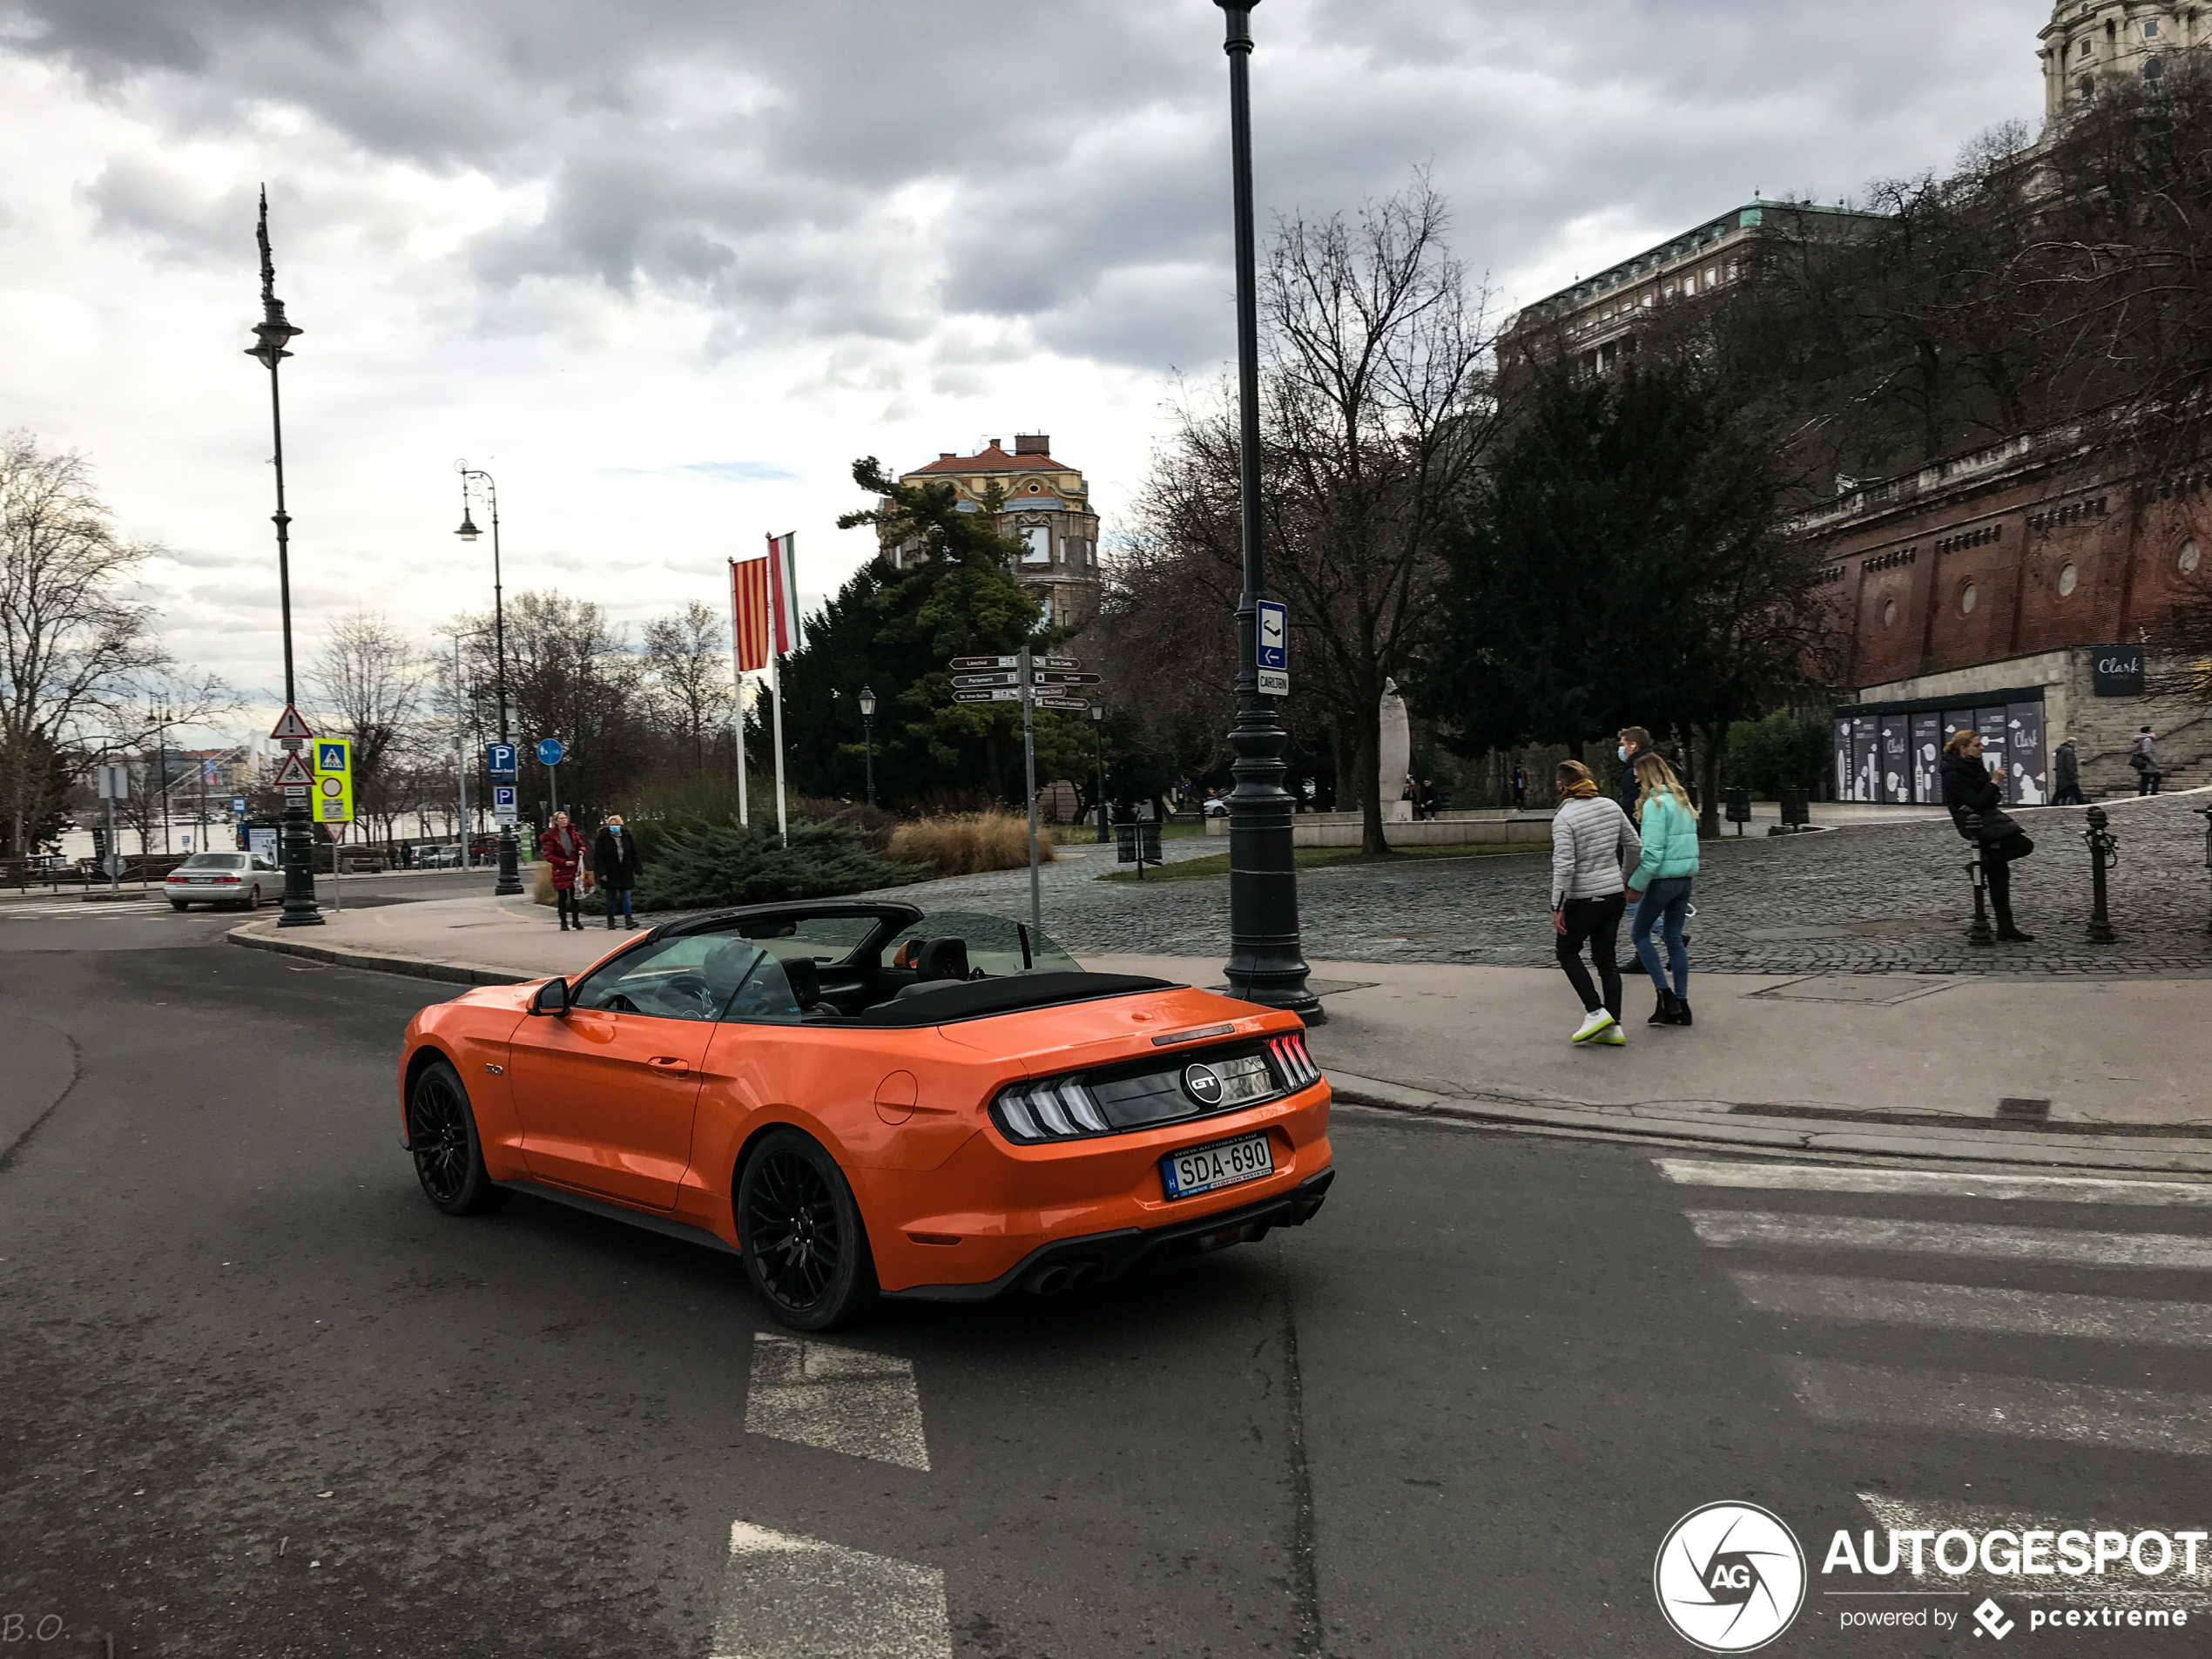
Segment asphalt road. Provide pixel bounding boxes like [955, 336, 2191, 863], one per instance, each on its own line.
[3, 923, 2209, 1656]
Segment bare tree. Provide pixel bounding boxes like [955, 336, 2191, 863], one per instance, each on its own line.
[1136, 177, 1495, 853]
[0, 432, 178, 857]
[642, 600, 734, 772]
[309, 610, 428, 844]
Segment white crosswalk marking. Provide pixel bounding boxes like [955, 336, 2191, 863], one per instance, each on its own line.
[1658, 1158, 2212, 1209]
[745, 1333, 930, 1471]
[711, 1521, 952, 1659]
[1784, 1359, 2212, 1453]
[1729, 1271, 2212, 1347]
[1684, 1209, 2212, 1271]
[1851, 1494, 2212, 1605]
[1663, 1157, 2212, 1471]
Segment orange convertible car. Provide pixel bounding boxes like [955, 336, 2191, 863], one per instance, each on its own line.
[398, 900, 1333, 1328]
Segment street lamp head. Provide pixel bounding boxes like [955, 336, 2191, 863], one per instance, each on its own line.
[858, 685, 876, 719]
[455, 511, 481, 542]
[1088, 697, 1105, 725]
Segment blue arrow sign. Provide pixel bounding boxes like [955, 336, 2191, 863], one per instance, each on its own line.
[536, 738, 565, 767]
[1256, 599, 1288, 671]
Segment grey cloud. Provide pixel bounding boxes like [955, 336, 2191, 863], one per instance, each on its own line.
[9, 0, 2052, 366]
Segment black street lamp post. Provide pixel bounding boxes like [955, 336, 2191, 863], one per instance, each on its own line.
[858, 685, 877, 808]
[1213, 0, 1320, 1023]
[1089, 697, 1109, 843]
[455, 467, 523, 896]
[246, 187, 322, 927]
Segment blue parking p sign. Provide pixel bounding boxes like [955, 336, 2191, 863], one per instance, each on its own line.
[486, 742, 516, 780]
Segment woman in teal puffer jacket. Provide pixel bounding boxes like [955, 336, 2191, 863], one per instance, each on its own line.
[1626, 752, 1701, 1026]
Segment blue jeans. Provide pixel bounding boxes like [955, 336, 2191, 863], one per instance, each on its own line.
[1632, 877, 1693, 997]
[605, 886, 633, 918]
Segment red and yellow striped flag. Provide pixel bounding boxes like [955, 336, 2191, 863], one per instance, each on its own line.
[731, 556, 771, 673]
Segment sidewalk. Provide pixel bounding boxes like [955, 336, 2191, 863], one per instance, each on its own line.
[233, 892, 2212, 1174]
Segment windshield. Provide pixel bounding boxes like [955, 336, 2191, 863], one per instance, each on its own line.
[885, 911, 1080, 977]
[180, 853, 247, 870]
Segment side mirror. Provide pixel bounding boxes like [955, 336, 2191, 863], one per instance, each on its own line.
[530, 977, 571, 1016]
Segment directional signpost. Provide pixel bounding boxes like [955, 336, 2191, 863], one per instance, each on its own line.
[942, 650, 1103, 946]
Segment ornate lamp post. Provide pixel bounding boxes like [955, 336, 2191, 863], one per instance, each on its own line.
[246, 186, 321, 927]
[858, 685, 877, 807]
[1213, 0, 1320, 1023]
[455, 466, 523, 896]
[1089, 696, 1110, 842]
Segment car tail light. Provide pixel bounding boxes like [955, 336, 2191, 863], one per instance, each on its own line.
[993, 1076, 1111, 1143]
[212, 874, 240, 884]
[1267, 1032, 1322, 1089]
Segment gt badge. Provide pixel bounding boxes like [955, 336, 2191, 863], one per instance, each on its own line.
[1182, 1062, 1224, 1105]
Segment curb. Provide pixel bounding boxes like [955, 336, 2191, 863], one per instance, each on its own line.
[1327, 1072, 2212, 1177]
[226, 923, 532, 988]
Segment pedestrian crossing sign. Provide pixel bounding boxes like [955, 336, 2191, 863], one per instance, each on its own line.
[313, 738, 354, 824]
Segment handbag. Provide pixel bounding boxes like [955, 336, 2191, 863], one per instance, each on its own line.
[1976, 806, 2021, 840]
[2129, 750, 2149, 771]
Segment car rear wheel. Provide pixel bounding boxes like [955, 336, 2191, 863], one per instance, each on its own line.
[738, 1130, 876, 1331]
[408, 1058, 507, 1216]
[246, 883, 261, 910]
[171, 900, 190, 912]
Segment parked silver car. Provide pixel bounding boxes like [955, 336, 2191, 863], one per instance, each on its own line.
[165, 851, 280, 910]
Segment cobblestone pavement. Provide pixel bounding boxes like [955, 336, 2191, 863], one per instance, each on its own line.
[871, 792, 2212, 976]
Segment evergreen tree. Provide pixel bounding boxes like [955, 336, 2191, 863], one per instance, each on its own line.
[780, 458, 1090, 808]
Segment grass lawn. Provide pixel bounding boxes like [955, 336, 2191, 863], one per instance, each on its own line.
[1100, 840, 1539, 882]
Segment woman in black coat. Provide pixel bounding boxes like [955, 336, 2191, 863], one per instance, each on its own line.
[1939, 731, 2033, 941]
[591, 813, 646, 930]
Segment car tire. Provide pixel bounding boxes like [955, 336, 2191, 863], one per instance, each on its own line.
[246, 884, 261, 910]
[738, 1129, 878, 1332]
[170, 900, 189, 912]
[407, 1058, 509, 1217]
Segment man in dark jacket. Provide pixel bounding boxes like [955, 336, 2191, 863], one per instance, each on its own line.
[591, 813, 645, 930]
[2052, 738, 2085, 806]
[1940, 731, 2034, 941]
[1615, 726, 1652, 819]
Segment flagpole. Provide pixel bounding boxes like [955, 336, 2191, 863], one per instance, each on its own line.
[770, 653, 788, 844]
[729, 557, 749, 827]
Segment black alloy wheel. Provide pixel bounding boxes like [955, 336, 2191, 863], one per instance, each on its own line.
[738, 1130, 876, 1331]
[407, 1058, 507, 1216]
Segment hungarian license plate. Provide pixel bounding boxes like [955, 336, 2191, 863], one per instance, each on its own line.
[1161, 1132, 1274, 1200]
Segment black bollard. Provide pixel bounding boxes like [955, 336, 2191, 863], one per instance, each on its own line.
[1962, 810, 1994, 946]
[2083, 805, 2119, 945]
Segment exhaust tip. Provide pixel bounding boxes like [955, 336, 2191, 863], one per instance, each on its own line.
[1022, 1261, 1095, 1295]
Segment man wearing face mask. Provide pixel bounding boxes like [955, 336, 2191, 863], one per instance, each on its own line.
[1614, 726, 1652, 821]
[591, 813, 645, 930]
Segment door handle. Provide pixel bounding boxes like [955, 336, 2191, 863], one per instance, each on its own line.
[647, 1056, 691, 1075]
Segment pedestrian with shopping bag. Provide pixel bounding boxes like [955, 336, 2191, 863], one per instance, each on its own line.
[1626, 753, 1702, 1028]
[1549, 759, 1642, 1047]
[539, 811, 585, 931]
[591, 813, 645, 931]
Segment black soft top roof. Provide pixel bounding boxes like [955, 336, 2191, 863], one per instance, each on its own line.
[846, 972, 1174, 1027]
[655, 899, 924, 941]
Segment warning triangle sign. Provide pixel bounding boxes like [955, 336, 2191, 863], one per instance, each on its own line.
[269, 705, 314, 740]
[272, 752, 314, 786]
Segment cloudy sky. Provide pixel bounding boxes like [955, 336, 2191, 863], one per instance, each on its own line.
[0, 0, 2050, 742]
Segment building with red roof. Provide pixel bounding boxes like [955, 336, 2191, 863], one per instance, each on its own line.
[886, 434, 1102, 628]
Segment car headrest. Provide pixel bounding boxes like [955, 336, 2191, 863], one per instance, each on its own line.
[702, 939, 761, 997]
[914, 937, 969, 981]
[783, 955, 821, 1006]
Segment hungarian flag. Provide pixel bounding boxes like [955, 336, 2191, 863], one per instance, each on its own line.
[765, 531, 799, 655]
[731, 556, 771, 673]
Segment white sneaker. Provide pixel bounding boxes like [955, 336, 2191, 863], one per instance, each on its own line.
[1593, 1024, 1626, 1045]
[1572, 1008, 1617, 1043]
